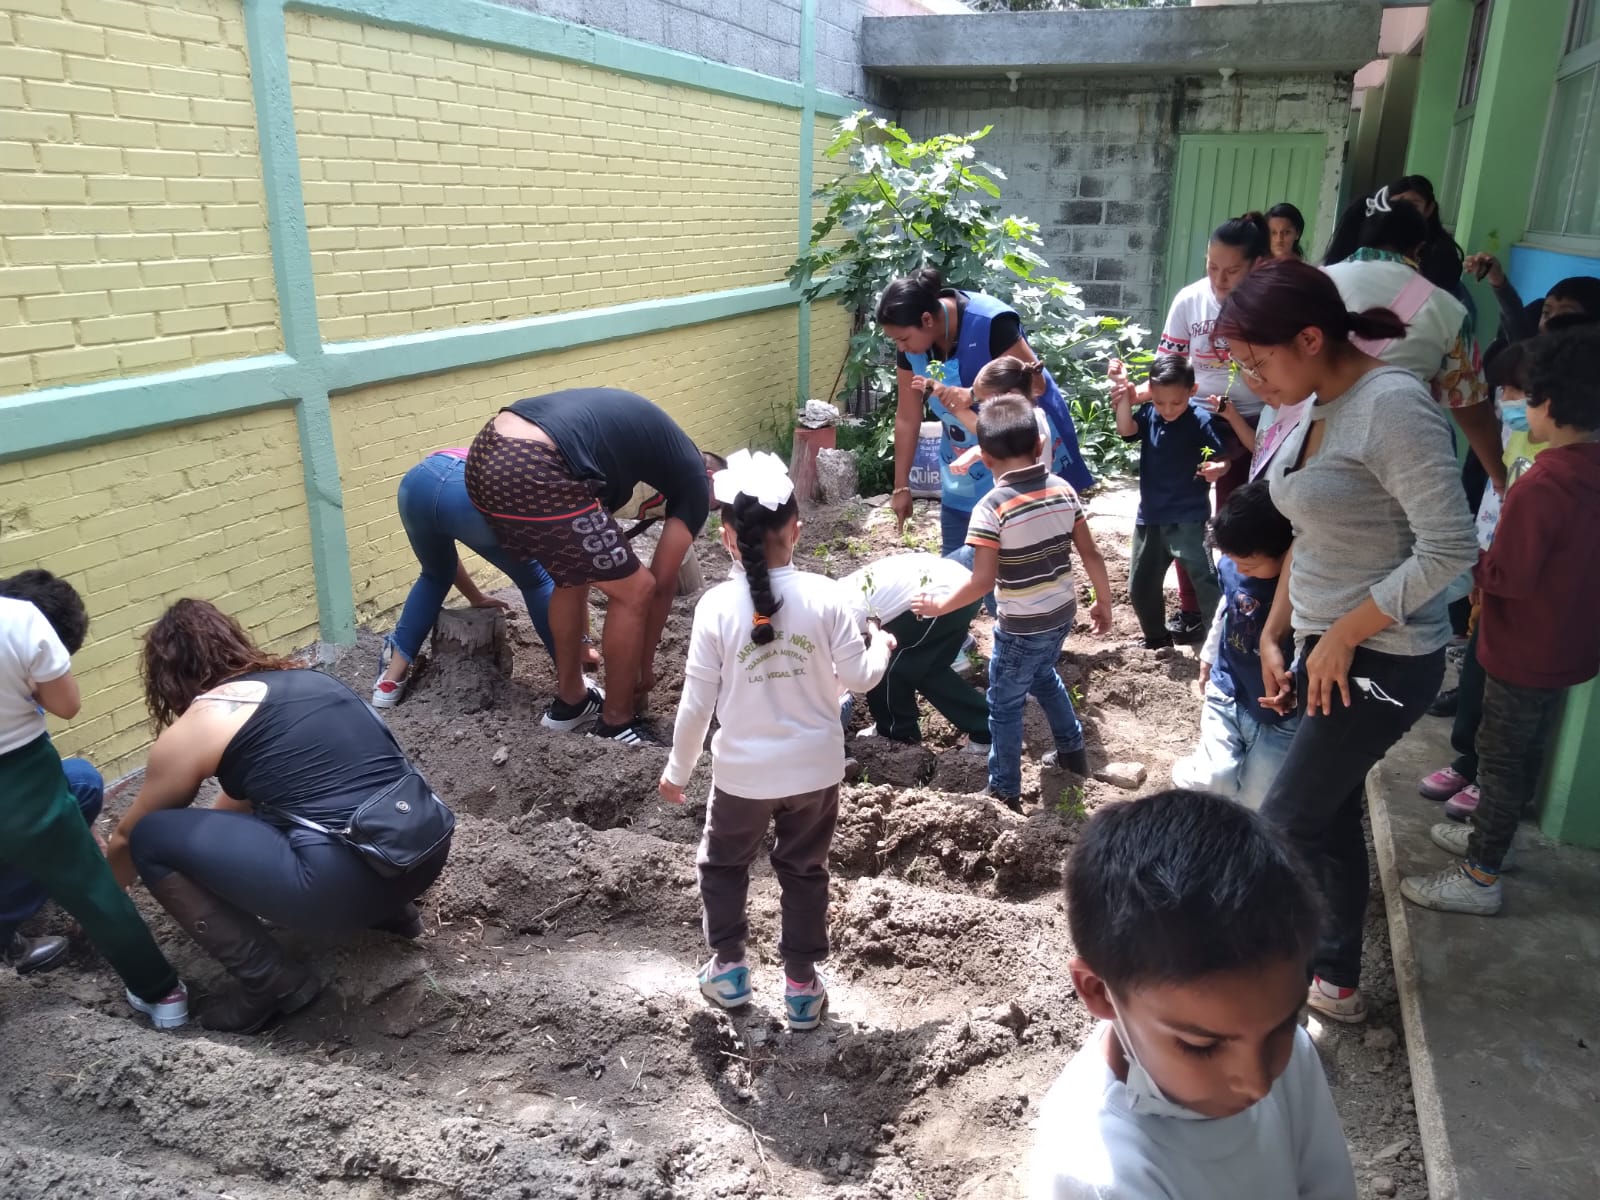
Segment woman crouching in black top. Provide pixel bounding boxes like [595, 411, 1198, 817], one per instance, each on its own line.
[105, 600, 451, 1033]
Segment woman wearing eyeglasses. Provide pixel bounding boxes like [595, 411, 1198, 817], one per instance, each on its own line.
[1214, 259, 1477, 1027]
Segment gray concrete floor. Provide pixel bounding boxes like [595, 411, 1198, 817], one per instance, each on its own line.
[1367, 717, 1600, 1200]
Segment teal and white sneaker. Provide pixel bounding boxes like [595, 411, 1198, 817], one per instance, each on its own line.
[698, 956, 752, 1009]
[784, 973, 828, 1031]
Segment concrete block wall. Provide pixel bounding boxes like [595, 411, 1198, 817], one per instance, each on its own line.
[897, 72, 1353, 329]
[0, 0, 279, 392]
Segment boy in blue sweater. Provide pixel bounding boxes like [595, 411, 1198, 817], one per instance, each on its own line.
[1112, 354, 1228, 648]
[1172, 483, 1300, 809]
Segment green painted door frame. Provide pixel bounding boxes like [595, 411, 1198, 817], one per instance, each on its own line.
[1162, 133, 1326, 311]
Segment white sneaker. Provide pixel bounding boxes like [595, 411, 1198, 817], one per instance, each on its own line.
[698, 956, 752, 1009]
[1428, 821, 1516, 872]
[371, 641, 406, 708]
[1401, 863, 1503, 916]
[126, 982, 190, 1029]
[961, 738, 992, 757]
[784, 973, 829, 1031]
[1305, 976, 1367, 1024]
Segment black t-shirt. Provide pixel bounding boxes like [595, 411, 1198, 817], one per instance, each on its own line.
[894, 289, 1023, 372]
[505, 388, 709, 534]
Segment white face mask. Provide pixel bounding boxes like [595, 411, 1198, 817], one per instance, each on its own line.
[1107, 997, 1211, 1121]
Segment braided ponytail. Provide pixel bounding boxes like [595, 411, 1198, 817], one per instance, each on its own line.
[724, 491, 799, 645]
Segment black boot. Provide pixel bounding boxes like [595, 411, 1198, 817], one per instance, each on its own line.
[146, 873, 321, 1034]
[3, 932, 69, 975]
[369, 901, 423, 939]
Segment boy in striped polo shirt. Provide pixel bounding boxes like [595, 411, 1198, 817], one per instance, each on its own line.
[915, 396, 1113, 807]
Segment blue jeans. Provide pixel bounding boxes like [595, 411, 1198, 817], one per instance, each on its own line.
[1172, 682, 1300, 811]
[0, 754, 102, 941]
[940, 506, 997, 617]
[987, 622, 1083, 797]
[392, 453, 556, 664]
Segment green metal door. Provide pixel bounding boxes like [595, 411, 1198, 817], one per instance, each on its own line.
[1162, 133, 1326, 311]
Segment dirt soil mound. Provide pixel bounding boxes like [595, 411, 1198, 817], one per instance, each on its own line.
[0, 486, 1425, 1198]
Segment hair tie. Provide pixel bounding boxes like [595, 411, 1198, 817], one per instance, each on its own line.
[751, 614, 772, 628]
[1365, 186, 1392, 219]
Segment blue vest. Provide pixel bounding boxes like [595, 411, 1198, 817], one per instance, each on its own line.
[906, 291, 1093, 509]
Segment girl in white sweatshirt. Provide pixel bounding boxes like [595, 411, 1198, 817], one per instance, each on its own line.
[659, 451, 893, 1030]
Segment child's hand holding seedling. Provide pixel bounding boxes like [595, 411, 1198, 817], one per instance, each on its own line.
[1197, 457, 1229, 483]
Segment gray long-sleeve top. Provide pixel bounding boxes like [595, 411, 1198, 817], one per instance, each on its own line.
[1266, 367, 1479, 657]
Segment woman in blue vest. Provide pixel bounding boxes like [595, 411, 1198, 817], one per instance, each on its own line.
[876, 268, 1093, 548]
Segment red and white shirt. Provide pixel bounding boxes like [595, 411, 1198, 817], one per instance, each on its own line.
[1158, 279, 1263, 418]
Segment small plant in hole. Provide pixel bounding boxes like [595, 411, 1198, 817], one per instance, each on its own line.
[812, 544, 832, 560]
[1068, 683, 1085, 709]
[705, 513, 721, 537]
[1054, 784, 1088, 821]
[845, 537, 869, 557]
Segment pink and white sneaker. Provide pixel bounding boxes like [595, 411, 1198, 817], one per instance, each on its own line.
[1305, 976, 1366, 1024]
[1418, 766, 1470, 802]
[1444, 785, 1480, 822]
[126, 982, 190, 1029]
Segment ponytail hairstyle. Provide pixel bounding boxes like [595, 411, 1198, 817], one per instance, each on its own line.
[974, 354, 1046, 398]
[1385, 174, 1466, 293]
[1266, 203, 1306, 258]
[1214, 258, 1407, 351]
[876, 266, 945, 328]
[711, 450, 799, 647]
[1211, 211, 1271, 262]
[1323, 186, 1430, 265]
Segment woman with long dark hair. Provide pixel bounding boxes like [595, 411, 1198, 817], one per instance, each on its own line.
[106, 600, 452, 1033]
[1214, 259, 1477, 1024]
[875, 267, 1092, 548]
[1267, 202, 1306, 260]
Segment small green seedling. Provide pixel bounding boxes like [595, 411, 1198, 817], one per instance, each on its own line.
[1054, 784, 1088, 821]
[706, 513, 721, 536]
[812, 544, 832, 560]
[1068, 683, 1085, 709]
[845, 537, 869, 557]
[1199, 445, 1216, 461]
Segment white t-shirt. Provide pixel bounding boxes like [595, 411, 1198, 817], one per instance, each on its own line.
[1028, 1025, 1357, 1200]
[1159, 280, 1264, 417]
[0, 597, 72, 756]
[1322, 259, 1468, 395]
[837, 553, 972, 628]
[664, 564, 891, 798]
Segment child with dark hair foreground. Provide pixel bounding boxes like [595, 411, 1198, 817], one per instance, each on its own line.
[1402, 328, 1600, 916]
[1030, 790, 1355, 1200]
[913, 396, 1113, 808]
[660, 451, 893, 1029]
[1172, 483, 1299, 810]
[0, 570, 188, 1027]
[1110, 354, 1228, 648]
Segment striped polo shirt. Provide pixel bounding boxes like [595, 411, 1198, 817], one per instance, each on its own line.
[966, 463, 1083, 634]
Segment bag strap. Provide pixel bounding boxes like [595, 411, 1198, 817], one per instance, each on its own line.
[1351, 272, 1434, 358]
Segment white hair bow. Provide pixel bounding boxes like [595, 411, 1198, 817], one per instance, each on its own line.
[713, 449, 794, 511]
[1365, 186, 1392, 218]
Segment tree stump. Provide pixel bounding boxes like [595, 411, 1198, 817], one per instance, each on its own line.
[429, 605, 512, 712]
[790, 424, 836, 502]
[677, 553, 705, 596]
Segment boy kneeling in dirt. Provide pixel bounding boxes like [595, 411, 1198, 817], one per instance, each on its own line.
[1029, 790, 1356, 1199]
[1171, 482, 1300, 810]
[913, 396, 1112, 809]
[658, 451, 894, 1030]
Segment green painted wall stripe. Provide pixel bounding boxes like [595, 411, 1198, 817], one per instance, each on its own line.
[815, 90, 859, 118]
[322, 283, 807, 392]
[290, 0, 812, 112]
[797, 0, 819, 406]
[245, 0, 354, 642]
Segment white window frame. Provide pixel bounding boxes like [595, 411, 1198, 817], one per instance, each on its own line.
[1524, 3, 1600, 252]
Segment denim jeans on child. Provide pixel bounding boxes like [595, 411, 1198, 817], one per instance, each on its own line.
[1172, 683, 1299, 811]
[0, 754, 102, 942]
[392, 452, 556, 663]
[987, 619, 1084, 797]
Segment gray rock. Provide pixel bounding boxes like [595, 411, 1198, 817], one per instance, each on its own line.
[491, 745, 509, 766]
[1374, 1139, 1410, 1161]
[1363, 1026, 1399, 1052]
[814, 448, 859, 504]
[1372, 1175, 1397, 1197]
[1094, 761, 1148, 790]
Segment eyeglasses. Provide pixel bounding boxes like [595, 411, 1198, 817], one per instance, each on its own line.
[1233, 349, 1274, 384]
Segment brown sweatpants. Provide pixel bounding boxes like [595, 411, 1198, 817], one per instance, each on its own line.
[696, 783, 839, 983]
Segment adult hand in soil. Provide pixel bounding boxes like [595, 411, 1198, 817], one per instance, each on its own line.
[1087, 596, 1112, 635]
[1304, 633, 1355, 716]
[470, 595, 510, 610]
[657, 777, 685, 804]
[890, 488, 914, 533]
[1258, 638, 1295, 716]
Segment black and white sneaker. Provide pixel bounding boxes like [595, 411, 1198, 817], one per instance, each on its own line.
[588, 718, 659, 747]
[542, 686, 605, 732]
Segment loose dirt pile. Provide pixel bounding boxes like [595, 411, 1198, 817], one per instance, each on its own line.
[0, 485, 1425, 1199]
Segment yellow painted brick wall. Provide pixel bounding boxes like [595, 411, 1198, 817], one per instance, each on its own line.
[0, 408, 318, 775]
[0, 0, 280, 394]
[331, 309, 800, 622]
[810, 301, 854, 409]
[285, 13, 803, 343]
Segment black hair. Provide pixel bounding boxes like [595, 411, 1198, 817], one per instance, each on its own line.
[721, 491, 800, 645]
[1548, 275, 1600, 316]
[975, 394, 1042, 460]
[875, 266, 945, 328]
[1485, 339, 1532, 392]
[0, 569, 89, 653]
[702, 450, 728, 471]
[1544, 310, 1600, 335]
[1147, 353, 1195, 389]
[1527, 326, 1600, 432]
[1210, 480, 1293, 560]
[1211, 211, 1270, 262]
[1266, 203, 1306, 257]
[1322, 187, 1430, 266]
[1385, 175, 1466, 293]
[1064, 789, 1324, 992]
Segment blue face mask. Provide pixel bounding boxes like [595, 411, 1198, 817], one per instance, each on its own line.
[1500, 399, 1530, 433]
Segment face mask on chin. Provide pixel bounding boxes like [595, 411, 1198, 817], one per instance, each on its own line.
[1106, 997, 1211, 1121]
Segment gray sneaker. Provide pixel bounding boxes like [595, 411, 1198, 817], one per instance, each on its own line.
[1428, 821, 1516, 871]
[1401, 862, 1503, 916]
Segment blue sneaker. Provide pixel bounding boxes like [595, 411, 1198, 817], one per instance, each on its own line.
[784, 973, 828, 1031]
[698, 956, 752, 1009]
